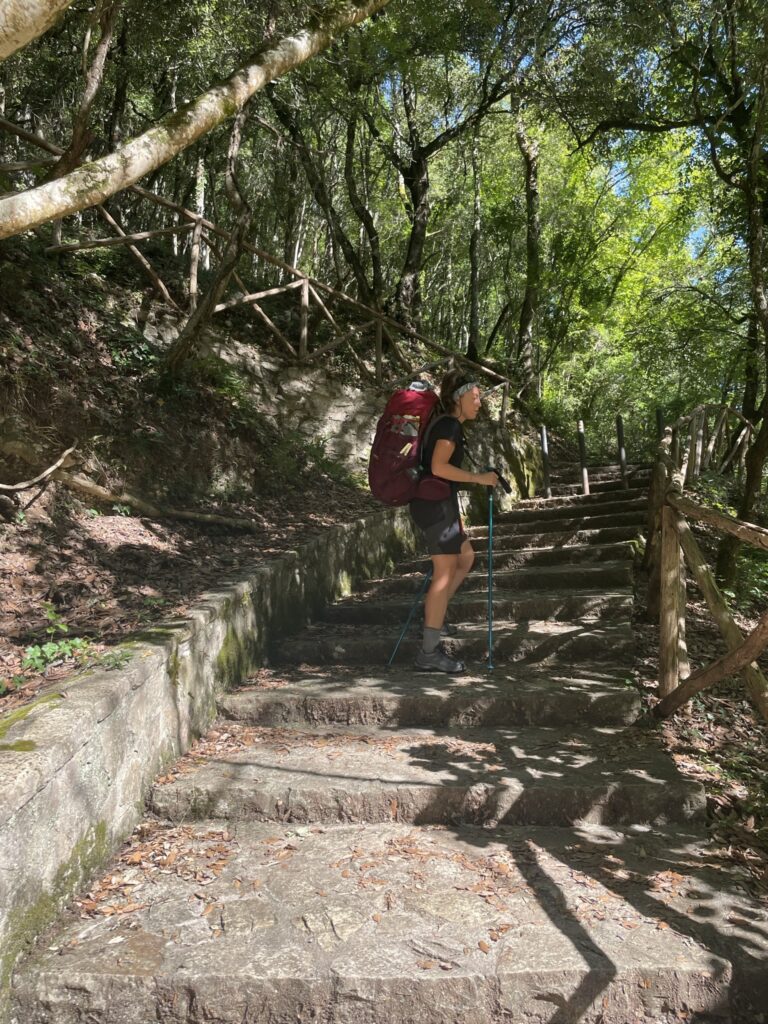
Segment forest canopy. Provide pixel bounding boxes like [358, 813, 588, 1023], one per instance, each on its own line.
[0, 0, 767, 459]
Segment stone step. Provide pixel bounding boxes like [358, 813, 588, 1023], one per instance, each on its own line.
[473, 510, 646, 540]
[272, 620, 634, 670]
[320, 590, 632, 628]
[219, 666, 641, 729]
[550, 461, 650, 478]
[360, 563, 633, 598]
[149, 723, 705, 828]
[15, 822, 766, 1024]
[550, 477, 651, 497]
[466, 524, 643, 550]
[495, 496, 647, 525]
[399, 540, 637, 573]
[515, 486, 647, 510]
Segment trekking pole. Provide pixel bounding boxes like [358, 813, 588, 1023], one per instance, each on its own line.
[483, 467, 511, 673]
[487, 483, 494, 672]
[386, 566, 433, 667]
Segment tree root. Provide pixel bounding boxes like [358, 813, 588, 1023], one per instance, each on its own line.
[0, 441, 262, 533]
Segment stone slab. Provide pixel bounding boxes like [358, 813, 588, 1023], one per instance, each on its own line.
[218, 666, 641, 728]
[271, 619, 635, 668]
[399, 541, 638, 573]
[148, 723, 705, 827]
[473, 510, 646, 539]
[321, 590, 634, 626]
[12, 822, 767, 1023]
[358, 562, 633, 597]
[497, 497, 648, 525]
[0, 507, 417, 1020]
[470, 526, 643, 550]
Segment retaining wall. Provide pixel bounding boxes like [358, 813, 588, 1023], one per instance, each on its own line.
[0, 507, 416, 1020]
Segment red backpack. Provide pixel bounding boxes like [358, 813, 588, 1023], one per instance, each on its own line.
[368, 382, 441, 506]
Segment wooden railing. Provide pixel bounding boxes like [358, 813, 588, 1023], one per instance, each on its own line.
[0, 117, 513, 405]
[538, 414, 634, 498]
[646, 404, 768, 722]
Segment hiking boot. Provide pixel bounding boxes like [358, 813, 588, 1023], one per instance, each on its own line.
[414, 648, 466, 674]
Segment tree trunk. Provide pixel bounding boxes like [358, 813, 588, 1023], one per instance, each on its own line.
[344, 113, 384, 305]
[269, 89, 374, 305]
[51, 1, 121, 178]
[0, 0, 391, 238]
[394, 151, 429, 327]
[467, 126, 481, 362]
[164, 108, 252, 372]
[0, 0, 76, 61]
[515, 117, 540, 399]
[716, 65, 768, 586]
[742, 316, 761, 424]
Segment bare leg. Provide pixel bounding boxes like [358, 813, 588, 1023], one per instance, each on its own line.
[424, 553, 459, 629]
[446, 539, 475, 602]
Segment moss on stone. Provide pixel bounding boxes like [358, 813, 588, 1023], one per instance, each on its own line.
[1, 820, 109, 999]
[0, 693, 63, 742]
[0, 740, 37, 752]
[215, 624, 257, 690]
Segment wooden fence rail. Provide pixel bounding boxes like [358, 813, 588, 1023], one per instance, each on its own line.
[648, 407, 768, 723]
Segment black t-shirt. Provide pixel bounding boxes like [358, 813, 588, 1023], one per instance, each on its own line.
[422, 415, 464, 492]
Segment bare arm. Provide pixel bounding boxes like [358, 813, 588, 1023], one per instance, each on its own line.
[431, 439, 498, 486]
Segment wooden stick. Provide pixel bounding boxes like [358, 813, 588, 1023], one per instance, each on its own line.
[577, 420, 589, 495]
[304, 320, 376, 363]
[676, 517, 768, 721]
[95, 204, 179, 310]
[306, 281, 338, 328]
[720, 422, 750, 472]
[0, 158, 58, 171]
[188, 217, 203, 312]
[702, 406, 728, 471]
[655, 607, 768, 718]
[692, 409, 704, 480]
[299, 278, 310, 360]
[375, 318, 383, 384]
[659, 504, 683, 697]
[213, 279, 302, 313]
[0, 444, 77, 491]
[46, 221, 194, 253]
[666, 490, 768, 551]
[245, 300, 298, 358]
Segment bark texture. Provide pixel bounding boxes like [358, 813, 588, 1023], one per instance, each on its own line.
[0, 0, 390, 239]
[0, 0, 75, 61]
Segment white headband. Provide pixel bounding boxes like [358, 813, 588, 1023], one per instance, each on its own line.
[453, 381, 478, 401]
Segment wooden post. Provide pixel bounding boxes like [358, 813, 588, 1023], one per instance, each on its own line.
[671, 427, 680, 469]
[299, 277, 309, 360]
[577, 420, 589, 495]
[677, 516, 768, 722]
[683, 419, 695, 485]
[644, 460, 667, 613]
[375, 317, 383, 385]
[540, 424, 552, 499]
[188, 217, 203, 312]
[616, 414, 628, 490]
[659, 504, 683, 697]
[500, 382, 509, 427]
[692, 409, 704, 481]
[656, 407, 664, 441]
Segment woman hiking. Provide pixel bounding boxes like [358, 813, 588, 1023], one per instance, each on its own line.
[410, 370, 499, 674]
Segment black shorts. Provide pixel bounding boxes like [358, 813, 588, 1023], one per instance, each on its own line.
[409, 494, 467, 556]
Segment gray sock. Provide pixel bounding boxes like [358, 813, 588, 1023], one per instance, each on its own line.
[422, 627, 442, 654]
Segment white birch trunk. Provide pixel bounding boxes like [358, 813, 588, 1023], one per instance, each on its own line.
[0, 0, 390, 238]
[0, 0, 76, 62]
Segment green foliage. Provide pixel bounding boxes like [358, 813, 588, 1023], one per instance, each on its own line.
[20, 604, 91, 674]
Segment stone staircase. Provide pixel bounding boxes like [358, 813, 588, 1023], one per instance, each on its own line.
[12, 467, 768, 1023]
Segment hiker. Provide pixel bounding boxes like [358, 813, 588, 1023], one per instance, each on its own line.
[410, 370, 499, 673]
